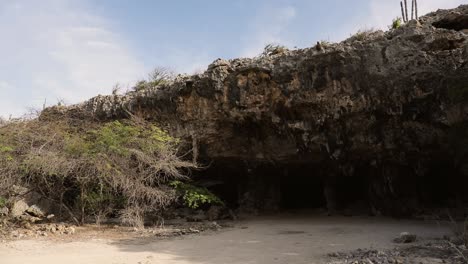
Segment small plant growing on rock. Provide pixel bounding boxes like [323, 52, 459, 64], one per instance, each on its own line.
[0, 197, 6, 208]
[355, 29, 375, 41]
[346, 29, 380, 43]
[261, 43, 288, 57]
[320, 40, 331, 47]
[391, 17, 403, 29]
[133, 80, 148, 92]
[111, 83, 122, 95]
[132, 67, 175, 92]
[148, 67, 174, 87]
[315, 40, 332, 51]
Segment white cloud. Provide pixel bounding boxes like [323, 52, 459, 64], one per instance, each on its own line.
[0, 1, 145, 117]
[241, 6, 297, 57]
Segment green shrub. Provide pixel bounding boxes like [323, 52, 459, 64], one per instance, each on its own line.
[320, 40, 331, 47]
[391, 17, 403, 29]
[351, 29, 376, 41]
[0, 146, 13, 153]
[170, 180, 223, 209]
[133, 80, 148, 92]
[0, 145, 14, 162]
[0, 197, 6, 208]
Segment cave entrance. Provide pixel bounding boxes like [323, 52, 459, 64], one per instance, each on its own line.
[193, 160, 329, 211]
[279, 165, 326, 210]
[193, 156, 467, 217]
[194, 158, 379, 216]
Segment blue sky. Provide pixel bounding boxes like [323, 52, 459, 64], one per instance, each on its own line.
[0, 0, 466, 117]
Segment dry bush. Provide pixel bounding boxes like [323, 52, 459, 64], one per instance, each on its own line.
[261, 43, 288, 57]
[120, 206, 145, 229]
[148, 67, 175, 84]
[0, 116, 197, 226]
[346, 29, 383, 43]
[133, 67, 175, 92]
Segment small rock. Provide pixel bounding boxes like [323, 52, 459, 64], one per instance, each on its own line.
[57, 224, 66, 233]
[22, 222, 33, 230]
[17, 214, 41, 223]
[10, 230, 19, 238]
[206, 206, 222, 221]
[0, 207, 9, 216]
[449, 236, 465, 246]
[394, 232, 417, 243]
[186, 210, 206, 222]
[10, 199, 29, 217]
[188, 228, 200, 233]
[65, 226, 76, 235]
[26, 205, 45, 218]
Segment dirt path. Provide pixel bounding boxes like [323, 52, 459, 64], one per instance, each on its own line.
[0, 215, 452, 264]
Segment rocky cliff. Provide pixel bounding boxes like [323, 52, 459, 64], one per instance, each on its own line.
[42, 6, 468, 216]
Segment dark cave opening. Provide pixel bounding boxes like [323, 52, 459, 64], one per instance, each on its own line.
[279, 167, 326, 209]
[194, 160, 373, 214]
[192, 156, 467, 218]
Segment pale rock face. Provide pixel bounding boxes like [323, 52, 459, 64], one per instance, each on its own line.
[10, 199, 29, 217]
[0, 207, 9, 216]
[25, 205, 45, 218]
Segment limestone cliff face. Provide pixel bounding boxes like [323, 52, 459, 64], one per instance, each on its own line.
[47, 6, 468, 161]
[43, 6, 468, 214]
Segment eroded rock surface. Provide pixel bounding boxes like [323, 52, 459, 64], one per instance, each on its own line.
[42, 6, 468, 215]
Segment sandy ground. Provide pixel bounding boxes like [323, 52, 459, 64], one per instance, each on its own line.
[0, 215, 453, 264]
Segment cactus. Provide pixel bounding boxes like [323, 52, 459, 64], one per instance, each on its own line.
[401, 0, 418, 22]
[401, 1, 407, 22]
[415, 0, 418, 20]
[404, 0, 409, 22]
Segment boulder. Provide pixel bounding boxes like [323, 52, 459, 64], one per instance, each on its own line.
[186, 210, 207, 222]
[0, 207, 9, 216]
[25, 205, 45, 218]
[10, 199, 29, 217]
[206, 205, 223, 221]
[394, 232, 417, 243]
[65, 226, 76, 235]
